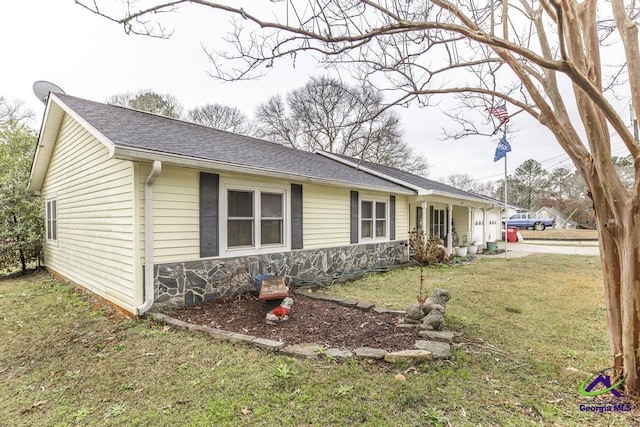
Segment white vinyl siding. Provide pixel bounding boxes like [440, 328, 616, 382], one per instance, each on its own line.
[41, 114, 137, 312]
[138, 165, 201, 263]
[303, 184, 351, 249]
[394, 196, 408, 240]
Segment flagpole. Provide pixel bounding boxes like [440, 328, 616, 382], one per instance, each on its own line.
[504, 147, 508, 259]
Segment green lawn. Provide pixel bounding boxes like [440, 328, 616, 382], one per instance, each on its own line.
[0, 255, 636, 426]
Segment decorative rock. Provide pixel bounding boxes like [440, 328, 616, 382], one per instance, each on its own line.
[251, 338, 285, 350]
[355, 347, 388, 360]
[325, 348, 353, 359]
[336, 298, 359, 307]
[406, 303, 424, 321]
[414, 340, 451, 359]
[206, 328, 235, 341]
[373, 307, 406, 315]
[420, 304, 446, 331]
[384, 350, 433, 363]
[355, 301, 375, 311]
[396, 323, 417, 330]
[423, 289, 451, 314]
[281, 343, 322, 359]
[228, 333, 257, 344]
[417, 330, 455, 343]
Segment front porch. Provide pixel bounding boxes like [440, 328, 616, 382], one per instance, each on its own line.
[407, 196, 502, 254]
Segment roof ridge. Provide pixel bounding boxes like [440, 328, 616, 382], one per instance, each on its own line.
[56, 93, 297, 152]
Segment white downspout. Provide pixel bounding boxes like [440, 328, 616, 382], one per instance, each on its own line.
[137, 160, 162, 315]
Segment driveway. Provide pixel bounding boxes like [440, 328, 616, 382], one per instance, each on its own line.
[498, 239, 600, 257]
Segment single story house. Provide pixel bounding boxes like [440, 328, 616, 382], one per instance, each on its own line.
[29, 93, 501, 316]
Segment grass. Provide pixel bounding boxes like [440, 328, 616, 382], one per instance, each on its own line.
[0, 256, 637, 426]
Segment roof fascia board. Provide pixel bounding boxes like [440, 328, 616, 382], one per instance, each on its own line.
[317, 151, 493, 205]
[316, 151, 422, 193]
[428, 190, 499, 206]
[28, 95, 58, 191]
[29, 94, 118, 192]
[114, 146, 415, 195]
[49, 93, 117, 157]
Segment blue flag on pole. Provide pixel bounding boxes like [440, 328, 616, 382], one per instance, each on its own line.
[493, 134, 511, 162]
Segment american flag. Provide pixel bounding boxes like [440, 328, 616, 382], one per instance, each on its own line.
[488, 103, 510, 123]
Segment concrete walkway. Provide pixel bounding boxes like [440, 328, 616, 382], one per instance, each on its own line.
[497, 239, 600, 257]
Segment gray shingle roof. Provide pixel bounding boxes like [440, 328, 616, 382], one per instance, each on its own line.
[55, 94, 412, 193]
[326, 152, 491, 202]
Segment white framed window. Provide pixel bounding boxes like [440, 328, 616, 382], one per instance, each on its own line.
[430, 206, 447, 241]
[221, 179, 289, 255]
[46, 197, 57, 242]
[360, 197, 387, 240]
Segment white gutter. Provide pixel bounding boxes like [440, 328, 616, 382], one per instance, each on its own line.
[137, 160, 162, 315]
[113, 146, 415, 195]
[317, 151, 494, 205]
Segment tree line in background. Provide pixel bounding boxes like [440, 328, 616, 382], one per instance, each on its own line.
[0, 97, 42, 274]
[446, 156, 634, 229]
[107, 76, 430, 175]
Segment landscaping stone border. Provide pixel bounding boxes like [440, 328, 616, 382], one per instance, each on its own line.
[150, 292, 456, 363]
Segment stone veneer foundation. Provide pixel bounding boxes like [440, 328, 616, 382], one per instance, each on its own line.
[152, 241, 408, 310]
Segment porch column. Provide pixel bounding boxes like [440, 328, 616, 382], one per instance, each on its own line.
[468, 206, 472, 245]
[422, 201, 427, 235]
[482, 208, 488, 244]
[447, 203, 453, 254]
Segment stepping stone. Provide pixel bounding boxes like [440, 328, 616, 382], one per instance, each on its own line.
[396, 323, 417, 330]
[251, 338, 284, 350]
[228, 333, 256, 344]
[336, 298, 358, 307]
[281, 343, 322, 359]
[417, 330, 455, 343]
[355, 301, 375, 311]
[325, 348, 353, 359]
[355, 347, 388, 360]
[373, 307, 406, 315]
[414, 340, 451, 359]
[384, 350, 433, 363]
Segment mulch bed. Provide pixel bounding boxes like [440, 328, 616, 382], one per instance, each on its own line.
[169, 293, 418, 352]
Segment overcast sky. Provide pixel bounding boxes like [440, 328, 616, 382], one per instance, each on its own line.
[1, 1, 631, 183]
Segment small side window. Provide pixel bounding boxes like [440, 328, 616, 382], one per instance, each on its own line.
[46, 197, 57, 241]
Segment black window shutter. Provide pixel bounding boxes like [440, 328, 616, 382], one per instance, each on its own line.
[291, 184, 303, 250]
[390, 195, 396, 240]
[350, 190, 359, 244]
[200, 173, 219, 257]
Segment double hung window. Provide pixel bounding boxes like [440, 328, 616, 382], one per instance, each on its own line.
[226, 187, 285, 251]
[46, 197, 57, 242]
[361, 199, 387, 239]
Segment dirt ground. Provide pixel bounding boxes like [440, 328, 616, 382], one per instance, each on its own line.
[169, 293, 420, 352]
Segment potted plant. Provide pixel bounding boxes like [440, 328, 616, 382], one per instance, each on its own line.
[455, 245, 468, 257]
[467, 241, 479, 254]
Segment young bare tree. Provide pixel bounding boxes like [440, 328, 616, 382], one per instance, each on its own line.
[78, 0, 640, 391]
[444, 173, 476, 192]
[255, 76, 430, 175]
[107, 90, 184, 118]
[187, 103, 254, 135]
[0, 96, 33, 128]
